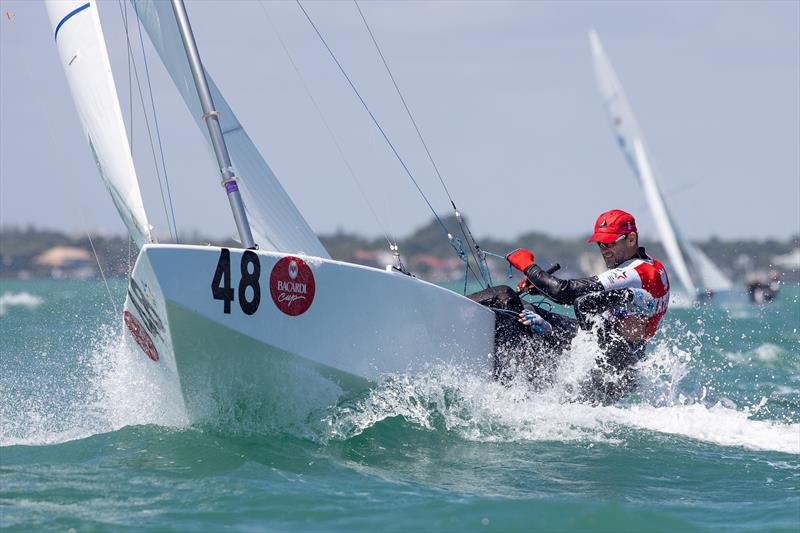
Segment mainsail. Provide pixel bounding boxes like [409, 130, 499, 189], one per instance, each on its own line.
[631, 139, 697, 296]
[589, 30, 733, 295]
[131, 0, 329, 258]
[46, 0, 153, 248]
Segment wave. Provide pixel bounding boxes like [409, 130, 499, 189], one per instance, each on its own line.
[4, 308, 796, 456]
[318, 334, 800, 455]
[320, 367, 799, 455]
[0, 292, 44, 316]
[722, 343, 799, 371]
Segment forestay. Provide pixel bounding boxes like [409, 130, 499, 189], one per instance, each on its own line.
[131, 0, 329, 258]
[46, 0, 153, 248]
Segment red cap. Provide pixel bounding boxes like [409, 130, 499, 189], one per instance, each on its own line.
[587, 209, 637, 243]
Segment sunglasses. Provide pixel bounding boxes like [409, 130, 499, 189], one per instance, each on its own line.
[597, 233, 628, 249]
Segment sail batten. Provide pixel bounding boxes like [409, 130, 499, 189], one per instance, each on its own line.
[131, 0, 329, 258]
[46, 0, 153, 248]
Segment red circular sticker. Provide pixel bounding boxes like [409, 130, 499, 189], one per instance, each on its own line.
[123, 310, 159, 362]
[270, 256, 315, 316]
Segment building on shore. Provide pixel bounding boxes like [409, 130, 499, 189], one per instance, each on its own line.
[34, 246, 95, 280]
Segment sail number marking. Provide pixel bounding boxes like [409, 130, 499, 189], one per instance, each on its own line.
[212, 248, 261, 315]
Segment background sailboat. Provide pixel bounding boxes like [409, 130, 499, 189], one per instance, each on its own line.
[589, 30, 735, 302]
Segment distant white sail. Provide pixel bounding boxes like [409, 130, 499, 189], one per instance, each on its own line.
[131, 0, 329, 258]
[685, 242, 733, 291]
[631, 140, 697, 295]
[589, 30, 733, 295]
[46, 0, 153, 248]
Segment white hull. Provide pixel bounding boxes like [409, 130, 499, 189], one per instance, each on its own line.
[123, 245, 495, 423]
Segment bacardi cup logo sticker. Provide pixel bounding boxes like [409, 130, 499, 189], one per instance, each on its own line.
[270, 256, 315, 316]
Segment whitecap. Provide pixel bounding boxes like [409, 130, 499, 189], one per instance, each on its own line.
[592, 402, 800, 454]
[723, 343, 796, 370]
[0, 292, 44, 316]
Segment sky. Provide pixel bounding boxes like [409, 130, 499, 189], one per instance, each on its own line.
[1, 0, 798, 244]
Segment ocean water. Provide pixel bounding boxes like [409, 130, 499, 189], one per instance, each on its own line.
[1, 279, 798, 532]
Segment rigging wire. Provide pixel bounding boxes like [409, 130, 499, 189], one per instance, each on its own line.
[255, 0, 395, 254]
[123, 1, 135, 284]
[132, 5, 179, 243]
[124, 0, 133, 153]
[353, 1, 453, 201]
[87, 232, 119, 317]
[295, 0, 482, 285]
[353, 0, 493, 288]
[127, 235, 133, 284]
[116, 0, 177, 243]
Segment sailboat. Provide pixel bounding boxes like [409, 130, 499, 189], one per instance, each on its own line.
[46, 0, 495, 423]
[589, 30, 736, 303]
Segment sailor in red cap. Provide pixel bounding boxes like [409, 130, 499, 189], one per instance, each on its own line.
[469, 209, 670, 403]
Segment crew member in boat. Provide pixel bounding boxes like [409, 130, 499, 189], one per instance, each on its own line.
[469, 209, 670, 403]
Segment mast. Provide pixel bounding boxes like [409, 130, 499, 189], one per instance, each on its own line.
[170, 0, 256, 249]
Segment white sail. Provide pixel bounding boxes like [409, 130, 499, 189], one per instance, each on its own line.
[130, 0, 329, 258]
[589, 31, 642, 174]
[685, 242, 733, 291]
[589, 30, 733, 295]
[46, 0, 153, 248]
[631, 139, 697, 295]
